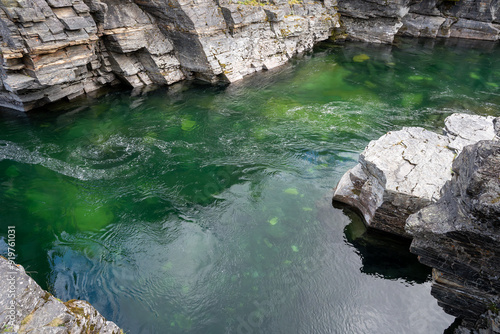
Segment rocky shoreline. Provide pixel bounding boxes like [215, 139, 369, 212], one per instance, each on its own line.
[0, 256, 122, 333]
[1, 0, 500, 111]
[0, 0, 339, 111]
[336, 0, 500, 44]
[333, 113, 500, 332]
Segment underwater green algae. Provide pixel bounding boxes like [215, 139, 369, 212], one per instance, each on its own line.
[352, 53, 370, 62]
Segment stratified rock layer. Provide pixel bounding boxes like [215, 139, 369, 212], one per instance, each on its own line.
[0, 0, 339, 111]
[336, 0, 500, 43]
[332, 113, 498, 238]
[406, 140, 500, 329]
[0, 256, 122, 333]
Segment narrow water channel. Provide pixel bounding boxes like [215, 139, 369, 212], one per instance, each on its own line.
[1, 38, 499, 333]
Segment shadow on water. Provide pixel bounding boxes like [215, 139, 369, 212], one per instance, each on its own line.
[333, 201, 432, 284]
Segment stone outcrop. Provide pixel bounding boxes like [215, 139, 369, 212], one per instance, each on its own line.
[0, 256, 122, 333]
[332, 113, 498, 238]
[333, 112, 500, 331]
[0, 0, 340, 111]
[335, 0, 500, 44]
[406, 140, 500, 330]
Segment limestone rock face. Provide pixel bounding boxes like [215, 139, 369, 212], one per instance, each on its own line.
[0, 0, 339, 111]
[336, 0, 500, 43]
[0, 256, 122, 333]
[406, 140, 500, 329]
[445, 114, 498, 152]
[133, 0, 340, 83]
[0, 0, 184, 111]
[332, 113, 498, 238]
[335, 0, 411, 43]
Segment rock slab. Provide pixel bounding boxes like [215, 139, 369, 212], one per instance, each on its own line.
[332, 113, 498, 238]
[0, 256, 122, 333]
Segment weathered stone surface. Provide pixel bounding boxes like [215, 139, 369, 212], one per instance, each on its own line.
[333, 126, 454, 237]
[406, 140, 500, 329]
[445, 113, 497, 152]
[335, 0, 500, 43]
[0, 0, 189, 110]
[335, 0, 409, 43]
[135, 0, 340, 83]
[332, 113, 498, 238]
[59, 15, 91, 30]
[0, 256, 122, 333]
[2, 0, 499, 111]
[0, 0, 339, 110]
[399, 13, 446, 38]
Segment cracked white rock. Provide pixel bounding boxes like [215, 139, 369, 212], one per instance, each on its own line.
[333, 113, 499, 237]
[444, 113, 497, 153]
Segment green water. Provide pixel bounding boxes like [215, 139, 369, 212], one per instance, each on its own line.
[1, 38, 499, 333]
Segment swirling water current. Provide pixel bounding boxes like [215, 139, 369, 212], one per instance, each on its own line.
[1, 39, 500, 333]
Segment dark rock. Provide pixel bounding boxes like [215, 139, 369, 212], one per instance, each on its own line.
[406, 141, 500, 328]
[59, 16, 91, 30]
[336, 0, 500, 43]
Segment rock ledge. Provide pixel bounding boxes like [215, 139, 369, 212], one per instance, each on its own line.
[0, 256, 122, 333]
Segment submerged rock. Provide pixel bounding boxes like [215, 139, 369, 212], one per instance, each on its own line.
[332, 113, 498, 238]
[0, 256, 122, 333]
[406, 140, 500, 330]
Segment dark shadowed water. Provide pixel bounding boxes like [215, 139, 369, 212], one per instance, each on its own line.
[1, 38, 499, 333]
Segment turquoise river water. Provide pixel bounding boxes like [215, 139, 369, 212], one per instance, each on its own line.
[1, 38, 500, 333]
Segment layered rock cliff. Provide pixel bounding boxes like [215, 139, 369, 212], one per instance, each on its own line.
[0, 256, 122, 333]
[2, 0, 500, 111]
[336, 0, 500, 44]
[0, 0, 339, 111]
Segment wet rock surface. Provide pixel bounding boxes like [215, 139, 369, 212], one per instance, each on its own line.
[0, 256, 122, 333]
[332, 113, 498, 238]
